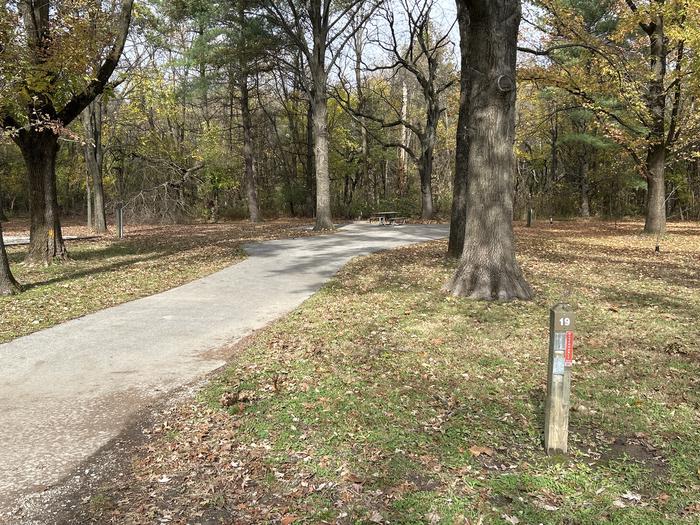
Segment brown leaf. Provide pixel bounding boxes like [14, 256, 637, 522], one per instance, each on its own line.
[468, 445, 494, 457]
[342, 472, 364, 484]
[237, 390, 255, 402]
[219, 391, 238, 407]
[281, 514, 298, 525]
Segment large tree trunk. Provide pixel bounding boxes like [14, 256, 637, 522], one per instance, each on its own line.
[311, 91, 334, 230]
[645, 144, 666, 234]
[240, 73, 261, 223]
[16, 130, 67, 265]
[448, 0, 470, 258]
[642, 13, 667, 235]
[81, 98, 108, 233]
[446, 0, 532, 301]
[0, 221, 20, 295]
[305, 101, 316, 217]
[418, 140, 434, 220]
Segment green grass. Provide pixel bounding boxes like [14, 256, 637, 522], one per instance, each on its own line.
[72, 220, 700, 524]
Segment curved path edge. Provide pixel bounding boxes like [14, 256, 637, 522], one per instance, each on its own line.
[0, 223, 448, 520]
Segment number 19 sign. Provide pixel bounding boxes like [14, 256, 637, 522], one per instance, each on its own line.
[545, 303, 576, 455]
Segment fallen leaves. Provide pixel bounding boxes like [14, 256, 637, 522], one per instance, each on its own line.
[468, 445, 494, 457]
[53, 220, 700, 525]
[219, 389, 256, 408]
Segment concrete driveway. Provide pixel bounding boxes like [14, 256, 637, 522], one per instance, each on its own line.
[0, 223, 448, 517]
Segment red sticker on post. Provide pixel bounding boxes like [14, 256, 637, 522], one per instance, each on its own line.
[564, 331, 574, 366]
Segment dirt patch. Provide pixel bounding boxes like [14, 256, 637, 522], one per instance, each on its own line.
[598, 435, 668, 478]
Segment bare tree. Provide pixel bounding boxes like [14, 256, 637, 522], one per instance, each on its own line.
[264, 0, 380, 230]
[340, 0, 455, 219]
[82, 97, 108, 233]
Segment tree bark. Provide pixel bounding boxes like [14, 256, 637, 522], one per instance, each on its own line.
[0, 221, 20, 295]
[645, 144, 666, 233]
[16, 130, 67, 265]
[446, 0, 532, 301]
[81, 98, 108, 233]
[579, 156, 590, 218]
[448, 0, 470, 257]
[311, 89, 334, 230]
[418, 100, 439, 220]
[641, 10, 667, 234]
[418, 134, 435, 220]
[305, 101, 316, 217]
[240, 73, 261, 223]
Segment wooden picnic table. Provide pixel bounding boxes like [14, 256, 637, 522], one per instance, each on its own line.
[369, 211, 406, 225]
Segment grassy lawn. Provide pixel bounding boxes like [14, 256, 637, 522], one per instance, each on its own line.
[60, 221, 700, 524]
[0, 219, 316, 343]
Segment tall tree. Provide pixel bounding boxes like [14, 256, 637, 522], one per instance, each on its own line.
[447, 0, 469, 257]
[446, 0, 533, 300]
[227, 0, 275, 223]
[628, 0, 669, 234]
[352, 0, 455, 219]
[264, 0, 378, 230]
[1, 0, 134, 264]
[82, 97, 108, 233]
[522, 0, 700, 234]
[351, 13, 370, 208]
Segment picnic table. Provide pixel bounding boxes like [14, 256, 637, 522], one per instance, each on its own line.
[368, 211, 407, 225]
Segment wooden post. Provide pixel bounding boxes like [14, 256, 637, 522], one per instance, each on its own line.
[527, 208, 533, 227]
[544, 303, 575, 455]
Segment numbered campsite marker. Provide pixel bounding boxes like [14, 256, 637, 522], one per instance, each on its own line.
[545, 303, 576, 455]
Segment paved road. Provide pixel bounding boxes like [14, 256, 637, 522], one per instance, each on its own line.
[2, 235, 84, 246]
[0, 223, 448, 516]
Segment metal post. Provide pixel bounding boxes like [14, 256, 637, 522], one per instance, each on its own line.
[116, 204, 124, 239]
[544, 303, 576, 455]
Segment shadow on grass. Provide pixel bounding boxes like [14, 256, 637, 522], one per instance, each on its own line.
[21, 253, 167, 290]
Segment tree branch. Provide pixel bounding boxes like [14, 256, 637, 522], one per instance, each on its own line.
[57, 0, 135, 125]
